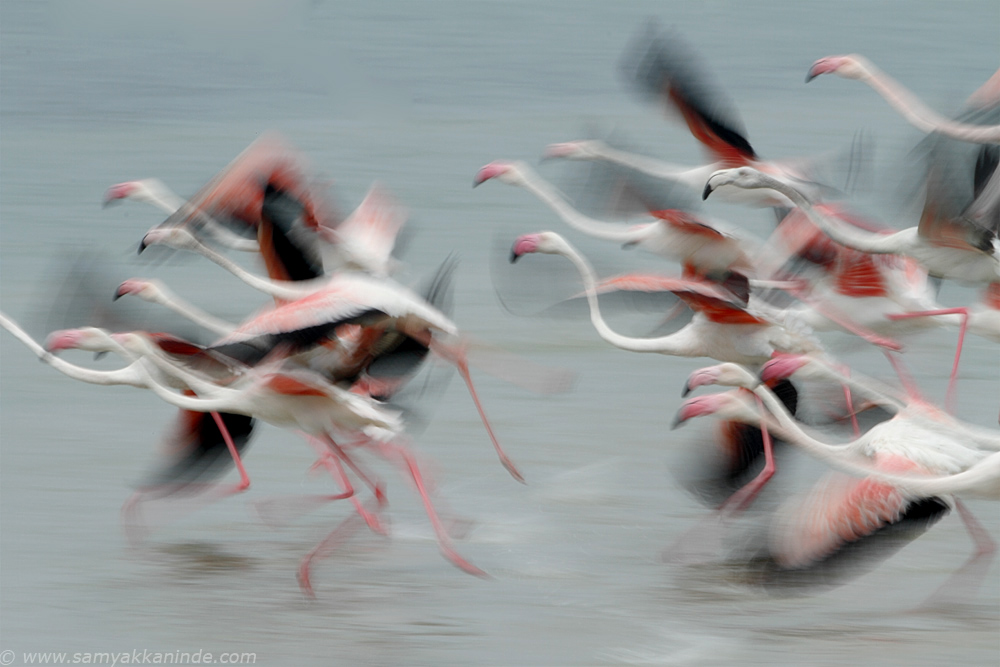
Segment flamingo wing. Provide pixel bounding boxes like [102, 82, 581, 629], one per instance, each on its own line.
[334, 183, 408, 274]
[142, 403, 256, 493]
[916, 105, 1000, 250]
[164, 133, 336, 232]
[620, 24, 756, 166]
[256, 184, 325, 282]
[757, 454, 949, 590]
[589, 272, 762, 323]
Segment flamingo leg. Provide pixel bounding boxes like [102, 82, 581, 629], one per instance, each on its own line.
[209, 410, 251, 493]
[887, 308, 969, 414]
[720, 394, 777, 514]
[378, 439, 488, 578]
[785, 286, 902, 351]
[296, 437, 394, 597]
[253, 433, 383, 529]
[322, 435, 387, 503]
[835, 364, 861, 438]
[121, 411, 251, 542]
[664, 398, 777, 564]
[428, 336, 525, 483]
[318, 435, 388, 535]
[297, 498, 379, 599]
[883, 350, 925, 402]
[918, 499, 997, 609]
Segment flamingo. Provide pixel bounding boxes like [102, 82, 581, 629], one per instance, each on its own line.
[114, 278, 238, 337]
[2, 313, 487, 588]
[37, 319, 371, 538]
[138, 224, 525, 482]
[541, 26, 851, 210]
[109, 177, 407, 279]
[123, 134, 337, 291]
[93, 332, 488, 587]
[705, 165, 1000, 409]
[103, 179, 260, 253]
[509, 231, 823, 365]
[806, 55, 1000, 144]
[476, 161, 921, 355]
[704, 166, 1000, 285]
[2, 314, 257, 499]
[673, 382, 996, 600]
[473, 160, 757, 286]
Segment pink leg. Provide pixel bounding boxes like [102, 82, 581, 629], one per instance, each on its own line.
[252, 479, 355, 529]
[918, 499, 996, 609]
[429, 337, 524, 483]
[786, 287, 902, 351]
[318, 435, 387, 535]
[321, 435, 387, 503]
[253, 433, 377, 528]
[297, 497, 380, 598]
[209, 411, 251, 493]
[378, 439, 488, 578]
[883, 350, 925, 402]
[664, 398, 777, 564]
[121, 411, 251, 541]
[720, 395, 777, 514]
[888, 308, 968, 414]
[835, 365, 861, 438]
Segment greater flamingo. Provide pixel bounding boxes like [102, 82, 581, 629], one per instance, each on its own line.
[138, 225, 526, 482]
[704, 166, 1000, 285]
[705, 165, 1000, 410]
[674, 384, 995, 600]
[474, 160, 757, 286]
[2, 313, 488, 590]
[103, 179, 260, 253]
[806, 55, 1000, 144]
[509, 231, 824, 365]
[541, 26, 852, 210]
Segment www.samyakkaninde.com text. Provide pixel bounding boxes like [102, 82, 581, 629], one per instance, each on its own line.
[2, 650, 256, 665]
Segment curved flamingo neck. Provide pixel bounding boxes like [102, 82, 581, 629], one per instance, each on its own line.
[853, 59, 1000, 143]
[550, 239, 703, 355]
[515, 170, 637, 243]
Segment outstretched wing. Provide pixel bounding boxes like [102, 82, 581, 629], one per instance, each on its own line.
[621, 23, 757, 166]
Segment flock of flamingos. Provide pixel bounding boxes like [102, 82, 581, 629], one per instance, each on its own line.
[2, 28, 998, 601]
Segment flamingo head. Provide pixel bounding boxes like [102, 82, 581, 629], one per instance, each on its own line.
[509, 231, 567, 263]
[671, 391, 759, 429]
[138, 226, 200, 254]
[541, 140, 606, 161]
[103, 181, 142, 207]
[759, 353, 811, 383]
[44, 328, 114, 354]
[682, 363, 758, 396]
[703, 166, 773, 201]
[473, 160, 530, 188]
[114, 278, 161, 302]
[806, 55, 867, 82]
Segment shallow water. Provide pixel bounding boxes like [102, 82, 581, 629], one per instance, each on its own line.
[2, 2, 998, 665]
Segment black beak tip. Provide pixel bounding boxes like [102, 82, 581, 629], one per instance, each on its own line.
[137, 240, 147, 255]
[509, 250, 520, 264]
[701, 183, 713, 201]
[681, 382, 692, 397]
